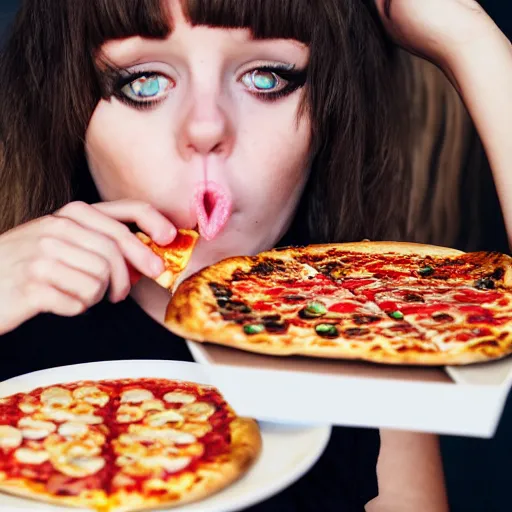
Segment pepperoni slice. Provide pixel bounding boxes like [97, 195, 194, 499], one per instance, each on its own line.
[453, 290, 502, 304]
[328, 303, 361, 313]
[340, 279, 377, 292]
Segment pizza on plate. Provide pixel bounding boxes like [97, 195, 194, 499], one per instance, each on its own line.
[165, 241, 512, 365]
[137, 229, 199, 290]
[0, 378, 261, 511]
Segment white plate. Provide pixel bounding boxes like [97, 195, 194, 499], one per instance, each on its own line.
[0, 360, 331, 512]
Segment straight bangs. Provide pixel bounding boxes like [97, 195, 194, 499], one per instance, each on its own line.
[85, 0, 314, 53]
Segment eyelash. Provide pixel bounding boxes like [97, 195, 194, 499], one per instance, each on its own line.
[110, 65, 308, 110]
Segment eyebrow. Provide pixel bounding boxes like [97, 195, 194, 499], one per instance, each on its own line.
[99, 31, 308, 69]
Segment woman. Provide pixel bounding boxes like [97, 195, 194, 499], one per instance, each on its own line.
[0, 0, 510, 510]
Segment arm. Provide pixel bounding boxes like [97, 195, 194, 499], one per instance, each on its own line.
[365, 430, 449, 512]
[375, 0, 512, 242]
[446, 31, 512, 241]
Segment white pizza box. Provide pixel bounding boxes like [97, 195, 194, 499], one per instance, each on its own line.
[187, 341, 512, 438]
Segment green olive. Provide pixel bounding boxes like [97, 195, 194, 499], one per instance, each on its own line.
[243, 324, 265, 335]
[304, 301, 327, 318]
[315, 324, 339, 338]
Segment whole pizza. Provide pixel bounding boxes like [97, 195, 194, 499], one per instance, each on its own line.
[0, 378, 261, 511]
[166, 241, 512, 365]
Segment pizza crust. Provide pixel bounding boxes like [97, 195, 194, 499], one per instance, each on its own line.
[166, 241, 512, 366]
[0, 477, 108, 510]
[108, 417, 261, 512]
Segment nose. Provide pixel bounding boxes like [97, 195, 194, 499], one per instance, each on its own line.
[177, 95, 234, 160]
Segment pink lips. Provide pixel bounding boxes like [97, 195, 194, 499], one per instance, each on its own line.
[193, 181, 232, 241]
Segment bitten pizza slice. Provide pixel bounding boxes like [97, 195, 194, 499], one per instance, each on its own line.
[137, 229, 199, 290]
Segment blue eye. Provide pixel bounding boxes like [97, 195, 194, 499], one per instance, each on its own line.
[242, 70, 283, 93]
[120, 74, 173, 103]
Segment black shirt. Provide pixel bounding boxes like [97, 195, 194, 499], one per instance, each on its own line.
[0, 297, 380, 511]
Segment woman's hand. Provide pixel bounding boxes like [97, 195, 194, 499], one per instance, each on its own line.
[0, 200, 176, 335]
[374, 0, 502, 71]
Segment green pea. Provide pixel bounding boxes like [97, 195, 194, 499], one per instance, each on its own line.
[315, 324, 339, 337]
[243, 324, 265, 335]
[304, 301, 327, 318]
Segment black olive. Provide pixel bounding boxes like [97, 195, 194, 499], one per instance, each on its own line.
[475, 277, 495, 290]
[209, 282, 233, 298]
[418, 265, 434, 277]
[432, 313, 454, 323]
[262, 314, 281, 322]
[344, 328, 370, 337]
[404, 293, 425, 303]
[491, 267, 504, 280]
[352, 314, 380, 325]
[265, 321, 289, 333]
[221, 301, 252, 313]
[283, 295, 306, 301]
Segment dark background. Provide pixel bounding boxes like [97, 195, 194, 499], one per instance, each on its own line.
[1, 1, 511, 511]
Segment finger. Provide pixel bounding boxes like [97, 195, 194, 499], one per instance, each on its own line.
[38, 217, 131, 302]
[91, 199, 177, 245]
[25, 282, 87, 318]
[37, 236, 128, 303]
[54, 202, 165, 276]
[29, 258, 108, 307]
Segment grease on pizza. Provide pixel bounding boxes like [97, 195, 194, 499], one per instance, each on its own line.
[137, 229, 199, 290]
[165, 241, 512, 365]
[0, 378, 261, 511]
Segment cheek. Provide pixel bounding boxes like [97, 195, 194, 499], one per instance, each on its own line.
[237, 101, 312, 203]
[84, 101, 172, 200]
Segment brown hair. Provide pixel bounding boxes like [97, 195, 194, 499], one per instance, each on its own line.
[0, 0, 487, 249]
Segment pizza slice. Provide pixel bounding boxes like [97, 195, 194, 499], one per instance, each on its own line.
[137, 229, 199, 290]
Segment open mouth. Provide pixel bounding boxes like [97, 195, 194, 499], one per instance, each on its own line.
[193, 181, 232, 241]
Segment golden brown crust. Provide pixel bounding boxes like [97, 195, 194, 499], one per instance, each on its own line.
[105, 418, 261, 512]
[166, 241, 512, 366]
[0, 477, 107, 509]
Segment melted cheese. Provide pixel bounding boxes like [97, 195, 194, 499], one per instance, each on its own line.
[18, 418, 57, 441]
[140, 455, 191, 473]
[116, 405, 145, 424]
[53, 455, 106, 478]
[18, 401, 38, 414]
[126, 425, 196, 445]
[180, 422, 213, 438]
[163, 392, 196, 404]
[145, 409, 183, 427]
[14, 448, 50, 465]
[120, 389, 154, 404]
[72, 386, 110, 407]
[58, 422, 89, 438]
[143, 473, 196, 493]
[41, 405, 103, 425]
[140, 399, 165, 412]
[40, 387, 73, 407]
[179, 402, 216, 421]
[0, 426, 22, 449]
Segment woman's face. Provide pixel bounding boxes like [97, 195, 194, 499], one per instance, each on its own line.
[85, 0, 311, 276]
